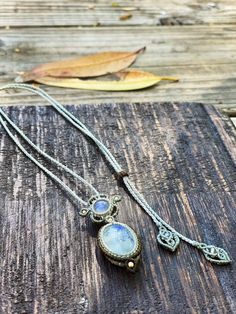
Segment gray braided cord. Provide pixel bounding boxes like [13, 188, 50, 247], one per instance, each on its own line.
[0, 115, 88, 206]
[0, 83, 201, 247]
[0, 107, 99, 197]
[0, 83, 122, 173]
[123, 177, 199, 246]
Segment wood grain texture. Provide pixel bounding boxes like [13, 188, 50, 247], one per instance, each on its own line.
[0, 101, 235, 313]
[0, 25, 236, 115]
[1, 0, 236, 27]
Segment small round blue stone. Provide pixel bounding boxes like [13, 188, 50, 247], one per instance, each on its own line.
[93, 199, 110, 214]
[101, 223, 137, 256]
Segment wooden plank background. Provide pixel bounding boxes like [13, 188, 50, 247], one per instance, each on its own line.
[0, 1, 236, 313]
[1, 0, 236, 26]
[0, 102, 235, 314]
[0, 103, 236, 314]
[0, 1, 236, 116]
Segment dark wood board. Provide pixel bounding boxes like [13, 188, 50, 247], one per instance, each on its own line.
[0, 102, 235, 314]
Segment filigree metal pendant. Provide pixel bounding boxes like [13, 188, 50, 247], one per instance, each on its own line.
[79, 194, 141, 271]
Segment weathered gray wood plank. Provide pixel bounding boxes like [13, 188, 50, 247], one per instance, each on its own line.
[0, 26, 236, 114]
[1, 0, 236, 27]
[0, 101, 235, 313]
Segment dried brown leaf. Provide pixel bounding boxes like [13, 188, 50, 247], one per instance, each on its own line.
[115, 69, 179, 82]
[18, 48, 145, 82]
[34, 69, 178, 91]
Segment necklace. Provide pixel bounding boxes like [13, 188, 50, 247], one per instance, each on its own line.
[0, 83, 231, 270]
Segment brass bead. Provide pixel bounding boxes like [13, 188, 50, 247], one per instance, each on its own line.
[128, 261, 135, 269]
[105, 216, 114, 223]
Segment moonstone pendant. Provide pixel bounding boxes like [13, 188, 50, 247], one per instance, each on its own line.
[98, 222, 141, 271]
[79, 194, 142, 271]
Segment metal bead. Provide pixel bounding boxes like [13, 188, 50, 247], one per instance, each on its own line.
[128, 261, 135, 268]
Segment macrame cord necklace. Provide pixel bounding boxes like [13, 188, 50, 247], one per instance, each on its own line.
[0, 83, 231, 271]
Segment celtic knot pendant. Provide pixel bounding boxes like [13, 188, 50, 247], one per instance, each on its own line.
[157, 225, 180, 252]
[79, 194, 142, 271]
[197, 243, 231, 265]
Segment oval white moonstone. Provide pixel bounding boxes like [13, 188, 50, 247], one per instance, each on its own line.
[100, 223, 137, 256]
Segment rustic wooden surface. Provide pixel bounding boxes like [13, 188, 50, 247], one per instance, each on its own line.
[1, 0, 236, 26]
[0, 101, 235, 313]
[0, 1, 236, 116]
[0, 1, 236, 313]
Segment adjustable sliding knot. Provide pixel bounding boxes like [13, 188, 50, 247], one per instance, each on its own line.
[116, 170, 129, 181]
